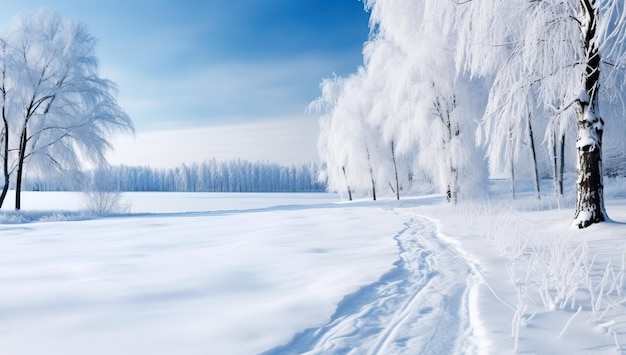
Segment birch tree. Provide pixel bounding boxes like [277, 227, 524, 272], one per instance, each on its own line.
[452, 0, 626, 227]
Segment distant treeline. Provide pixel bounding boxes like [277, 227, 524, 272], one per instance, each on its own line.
[26, 159, 327, 193]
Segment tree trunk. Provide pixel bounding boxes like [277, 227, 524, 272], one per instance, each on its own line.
[528, 113, 541, 200]
[553, 132, 566, 197]
[553, 133, 559, 196]
[574, 100, 605, 227]
[574, 0, 607, 228]
[391, 141, 400, 200]
[509, 129, 516, 200]
[0, 84, 8, 208]
[366, 148, 376, 201]
[0, 108, 9, 208]
[15, 125, 27, 210]
[510, 157, 516, 200]
[342, 166, 352, 201]
[447, 167, 459, 205]
[0, 45, 8, 209]
[371, 174, 377, 201]
[559, 133, 565, 196]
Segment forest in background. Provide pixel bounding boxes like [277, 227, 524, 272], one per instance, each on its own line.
[24, 159, 325, 193]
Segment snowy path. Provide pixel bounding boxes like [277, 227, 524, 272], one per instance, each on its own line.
[264, 212, 476, 354]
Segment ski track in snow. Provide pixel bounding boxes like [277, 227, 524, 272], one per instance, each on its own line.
[264, 211, 476, 355]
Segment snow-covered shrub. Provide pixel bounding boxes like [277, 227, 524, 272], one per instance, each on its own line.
[82, 172, 130, 214]
[82, 189, 130, 215]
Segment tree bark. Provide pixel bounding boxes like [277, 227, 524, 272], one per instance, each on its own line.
[574, 100, 605, 227]
[552, 132, 566, 197]
[574, 0, 607, 228]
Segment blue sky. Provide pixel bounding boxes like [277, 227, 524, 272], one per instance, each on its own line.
[0, 1, 370, 166]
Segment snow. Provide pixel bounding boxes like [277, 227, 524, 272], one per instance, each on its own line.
[2, 188, 626, 354]
[1, 191, 338, 214]
[576, 106, 602, 150]
[0, 193, 404, 355]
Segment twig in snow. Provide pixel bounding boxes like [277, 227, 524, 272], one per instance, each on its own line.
[559, 306, 582, 338]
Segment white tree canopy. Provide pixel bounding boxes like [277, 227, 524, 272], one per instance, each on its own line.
[0, 9, 133, 209]
[314, 0, 487, 201]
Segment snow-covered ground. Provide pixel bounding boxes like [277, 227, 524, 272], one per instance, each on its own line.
[2, 187, 626, 354]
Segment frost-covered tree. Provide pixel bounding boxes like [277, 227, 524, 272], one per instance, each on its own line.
[315, 75, 358, 200]
[315, 71, 385, 200]
[0, 39, 13, 207]
[374, 0, 488, 201]
[6, 9, 133, 209]
[450, 0, 626, 227]
[314, 0, 486, 202]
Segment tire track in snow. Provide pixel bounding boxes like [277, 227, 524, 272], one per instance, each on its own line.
[263, 212, 476, 355]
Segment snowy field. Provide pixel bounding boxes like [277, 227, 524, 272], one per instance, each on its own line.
[1, 191, 339, 214]
[2, 187, 626, 354]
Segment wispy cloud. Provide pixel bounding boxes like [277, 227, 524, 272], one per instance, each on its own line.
[103, 53, 361, 129]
